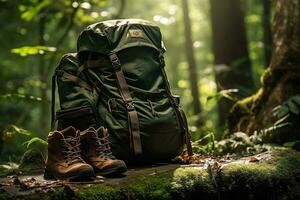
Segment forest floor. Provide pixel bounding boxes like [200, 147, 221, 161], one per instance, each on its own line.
[0, 149, 300, 200]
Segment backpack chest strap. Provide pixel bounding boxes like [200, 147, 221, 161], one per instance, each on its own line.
[108, 52, 142, 155]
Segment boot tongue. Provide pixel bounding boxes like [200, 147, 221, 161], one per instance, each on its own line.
[81, 127, 97, 137]
[60, 126, 78, 138]
[96, 127, 108, 138]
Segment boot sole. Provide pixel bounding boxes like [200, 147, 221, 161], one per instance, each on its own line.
[44, 168, 95, 180]
[95, 165, 127, 176]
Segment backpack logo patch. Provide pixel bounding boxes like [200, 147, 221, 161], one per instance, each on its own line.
[128, 29, 144, 38]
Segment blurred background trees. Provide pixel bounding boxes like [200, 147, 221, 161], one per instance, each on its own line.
[3, 0, 294, 161]
[210, 0, 254, 129]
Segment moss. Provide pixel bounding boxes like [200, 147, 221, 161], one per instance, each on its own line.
[165, 149, 300, 200]
[125, 172, 173, 200]
[77, 173, 173, 200]
[77, 184, 125, 200]
[218, 149, 300, 200]
[227, 88, 264, 134]
[171, 167, 215, 199]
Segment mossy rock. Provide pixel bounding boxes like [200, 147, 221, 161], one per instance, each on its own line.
[1, 149, 300, 200]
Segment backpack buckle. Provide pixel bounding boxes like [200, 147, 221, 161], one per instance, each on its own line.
[55, 70, 64, 76]
[125, 101, 135, 111]
[108, 53, 121, 71]
[159, 54, 165, 67]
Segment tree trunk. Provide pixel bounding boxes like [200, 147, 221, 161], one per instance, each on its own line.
[38, 11, 49, 131]
[210, 0, 254, 127]
[181, 0, 202, 115]
[262, 0, 273, 68]
[228, 0, 300, 143]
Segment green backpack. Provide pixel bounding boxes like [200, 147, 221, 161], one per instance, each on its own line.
[52, 19, 192, 163]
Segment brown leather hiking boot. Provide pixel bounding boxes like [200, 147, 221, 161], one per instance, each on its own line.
[44, 126, 94, 180]
[80, 127, 127, 176]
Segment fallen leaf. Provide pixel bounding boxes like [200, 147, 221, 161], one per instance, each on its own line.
[249, 156, 259, 162]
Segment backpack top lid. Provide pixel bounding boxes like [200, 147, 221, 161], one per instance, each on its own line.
[77, 19, 166, 55]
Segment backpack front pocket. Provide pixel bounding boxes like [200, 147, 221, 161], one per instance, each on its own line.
[56, 105, 96, 131]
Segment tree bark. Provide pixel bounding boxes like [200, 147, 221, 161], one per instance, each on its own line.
[181, 0, 203, 115]
[38, 10, 48, 131]
[262, 0, 273, 68]
[210, 0, 254, 127]
[228, 0, 300, 143]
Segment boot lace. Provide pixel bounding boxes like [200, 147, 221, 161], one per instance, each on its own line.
[95, 134, 115, 160]
[61, 134, 83, 165]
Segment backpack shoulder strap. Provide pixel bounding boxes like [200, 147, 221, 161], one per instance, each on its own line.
[158, 53, 193, 156]
[107, 52, 142, 155]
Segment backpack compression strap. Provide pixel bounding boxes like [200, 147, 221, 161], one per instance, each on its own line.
[158, 53, 193, 156]
[108, 52, 142, 155]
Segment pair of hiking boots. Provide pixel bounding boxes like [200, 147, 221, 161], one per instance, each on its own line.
[44, 126, 127, 180]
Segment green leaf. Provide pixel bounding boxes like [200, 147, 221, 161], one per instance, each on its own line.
[195, 132, 215, 144]
[283, 140, 300, 148]
[207, 89, 239, 102]
[274, 114, 290, 126]
[206, 94, 222, 103]
[291, 95, 300, 106]
[2, 125, 32, 140]
[0, 93, 42, 103]
[287, 100, 299, 115]
[275, 105, 289, 118]
[23, 137, 48, 149]
[21, 0, 50, 21]
[11, 46, 56, 56]
[272, 105, 281, 116]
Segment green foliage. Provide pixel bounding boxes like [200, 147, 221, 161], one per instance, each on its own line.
[18, 149, 45, 174]
[0, 162, 19, 177]
[211, 94, 300, 156]
[0, 125, 32, 162]
[23, 137, 48, 160]
[283, 140, 300, 151]
[20, 0, 50, 21]
[11, 46, 56, 56]
[23, 137, 47, 149]
[273, 94, 300, 118]
[193, 132, 217, 154]
[0, 93, 42, 103]
[249, 94, 300, 148]
[2, 125, 32, 138]
[207, 89, 239, 103]
[0, 125, 48, 163]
